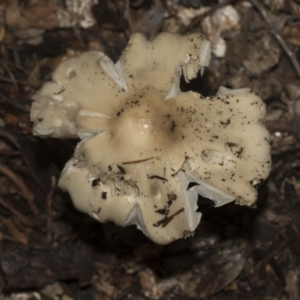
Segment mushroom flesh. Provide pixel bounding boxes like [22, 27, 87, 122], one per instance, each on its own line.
[30, 32, 271, 245]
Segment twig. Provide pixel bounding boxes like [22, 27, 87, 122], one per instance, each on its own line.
[0, 163, 39, 216]
[47, 176, 56, 241]
[123, 157, 154, 165]
[125, 0, 134, 33]
[265, 120, 293, 133]
[249, 237, 295, 286]
[0, 75, 35, 87]
[0, 150, 21, 157]
[250, 0, 300, 79]
[3, 64, 18, 91]
[111, 0, 130, 40]
[0, 195, 38, 228]
[0, 129, 21, 157]
[27, 57, 48, 88]
[0, 129, 21, 149]
[0, 232, 20, 243]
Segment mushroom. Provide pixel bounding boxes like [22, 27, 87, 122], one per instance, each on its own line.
[30, 32, 271, 245]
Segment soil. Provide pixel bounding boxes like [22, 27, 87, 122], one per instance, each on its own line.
[0, 0, 299, 299]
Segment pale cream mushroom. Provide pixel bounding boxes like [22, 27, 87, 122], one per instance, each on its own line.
[30, 32, 271, 245]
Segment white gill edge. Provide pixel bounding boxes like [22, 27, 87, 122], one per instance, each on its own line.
[199, 39, 211, 67]
[114, 56, 129, 91]
[78, 110, 112, 118]
[166, 79, 181, 100]
[32, 124, 55, 136]
[217, 86, 252, 95]
[167, 38, 212, 99]
[123, 204, 147, 234]
[77, 130, 99, 140]
[99, 54, 128, 91]
[77, 110, 112, 139]
[183, 171, 236, 207]
[176, 170, 202, 231]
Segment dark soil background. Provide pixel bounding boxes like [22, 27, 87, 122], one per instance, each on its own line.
[0, 0, 300, 299]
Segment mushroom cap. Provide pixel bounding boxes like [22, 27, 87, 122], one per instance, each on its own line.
[30, 32, 271, 245]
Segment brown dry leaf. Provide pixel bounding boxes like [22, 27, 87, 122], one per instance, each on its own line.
[5, 0, 61, 30]
[177, 241, 246, 299]
[0, 27, 5, 43]
[40, 282, 64, 299]
[243, 33, 280, 76]
[282, 24, 300, 46]
[285, 80, 300, 100]
[286, 268, 300, 299]
[0, 241, 94, 289]
[129, 0, 164, 38]
[5, 0, 97, 31]
[2, 217, 28, 245]
[95, 279, 114, 298]
[138, 268, 163, 300]
[288, 0, 300, 18]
